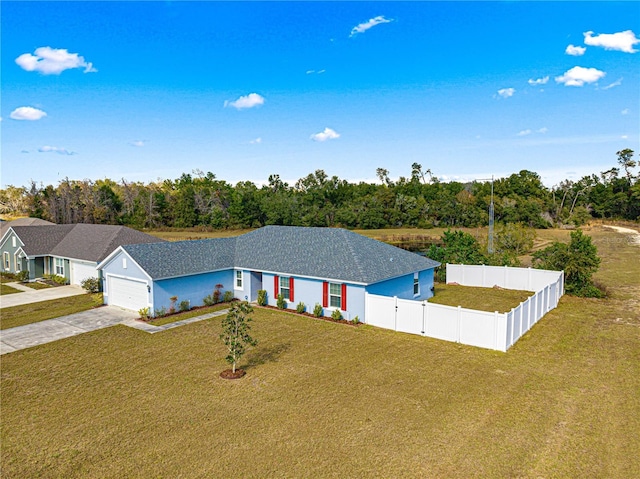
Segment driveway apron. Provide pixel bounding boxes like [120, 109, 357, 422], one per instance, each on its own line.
[0, 283, 86, 309]
[0, 306, 138, 355]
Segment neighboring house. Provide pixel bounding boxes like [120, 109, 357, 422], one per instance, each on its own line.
[98, 225, 440, 321]
[0, 217, 55, 238]
[0, 224, 164, 285]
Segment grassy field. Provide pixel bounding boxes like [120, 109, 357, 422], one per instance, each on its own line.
[1, 226, 639, 478]
[0, 283, 22, 295]
[148, 303, 230, 326]
[22, 281, 53, 290]
[0, 293, 103, 330]
[429, 284, 533, 313]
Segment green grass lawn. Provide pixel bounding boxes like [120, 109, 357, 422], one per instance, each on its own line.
[429, 284, 533, 313]
[0, 283, 23, 295]
[0, 293, 103, 330]
[1, 227, 639, 478]
[147, 303, 230, 326]
[22, 281, 53, 290]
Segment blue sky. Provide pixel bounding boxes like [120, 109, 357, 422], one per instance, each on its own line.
[2, 1, 639, 189]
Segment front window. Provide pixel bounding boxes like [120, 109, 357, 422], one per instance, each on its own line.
[15, 254, 21, 272]
[329, 283, 342, 308]
[3, 252, 9, 270]
[413, 273, 420, 296]
[279, 276, 290, 300]
[55, 258, 65, 276]
[236, 270, 243, 289]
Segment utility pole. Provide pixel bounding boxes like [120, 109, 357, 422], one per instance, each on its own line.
[477, 176, 495, 254]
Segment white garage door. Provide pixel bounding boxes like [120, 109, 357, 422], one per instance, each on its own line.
[108, 276, 149, 311]
[70, 261, 98, 286]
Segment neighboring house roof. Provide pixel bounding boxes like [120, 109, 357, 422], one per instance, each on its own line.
[10, 224, 164, 263]
[0, 217, 55, 238]
[112, 226, 440, 284]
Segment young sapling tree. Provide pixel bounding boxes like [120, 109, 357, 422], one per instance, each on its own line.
[219, 301, 258, 375]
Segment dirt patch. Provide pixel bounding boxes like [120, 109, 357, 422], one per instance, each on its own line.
[220, 369, 246, 380]
[603, 225, 640, 245]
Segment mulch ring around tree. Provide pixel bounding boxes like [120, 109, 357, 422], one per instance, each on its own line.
[220, 369, 246, 380]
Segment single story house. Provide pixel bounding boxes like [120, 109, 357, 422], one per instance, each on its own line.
[98, 225, 440, 322]
[0, 217, 55, 238]
[0, 224, 164, 285]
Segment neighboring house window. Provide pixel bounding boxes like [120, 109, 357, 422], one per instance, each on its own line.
[235, 270, 243, 289]
[413, 272, 420, 296]
[55, 258, 65, 276]
[279, 276, 291, 300]
[3, 252, 10, 271]
[12, 237, 16, 247]
[15, 253, 21, 272]
[122, 257, 127, 269]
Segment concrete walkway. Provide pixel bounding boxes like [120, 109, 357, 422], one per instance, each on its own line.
[0, 307, 228, 355]
[0, 282, 85, 309]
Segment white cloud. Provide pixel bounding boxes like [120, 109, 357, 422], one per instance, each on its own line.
[10, 106, 47, 121]
[517, 129, 532, 137]
[310, 127, 340, 142]
[350, 16, 392, 37]
[38, 145, 76, 155]
[565, 44, 586, 56]
[621, 109, 629, 115]
[250, 137, 262, 144]
[537, 127, 548, 134]
[15, 47, 97, 75]
[496, 88, 515, 98]
[224, 93, 265, 110]
[555, 66, 605, 86]
[518, 127, 547, 137]
[583, 30, 639, 53]
[602, 78, 623, 90]
[621, 135, 628, 139]
[528, 76, 549, 86]
[129, 140, 146, 147]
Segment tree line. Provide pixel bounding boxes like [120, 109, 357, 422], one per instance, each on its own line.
[1, 150, 637, 229]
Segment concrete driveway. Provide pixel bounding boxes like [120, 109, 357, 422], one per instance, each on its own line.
[0, 282, 85, 309]
[0, 306, 138, 355]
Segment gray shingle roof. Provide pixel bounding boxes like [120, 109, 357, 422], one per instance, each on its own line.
[0, 218, 55, 238]
[118, 226, 440, 284]
[11, 224, 163, 262]
[123, 238, 237, 279]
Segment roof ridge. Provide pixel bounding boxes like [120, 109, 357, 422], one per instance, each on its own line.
[340, 228, 367, 282]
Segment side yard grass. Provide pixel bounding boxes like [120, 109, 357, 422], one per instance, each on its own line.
[147, 303, 230, 326]
[0, 293, 103, 330]
[429, 283, 534, 313]
[0, 284, 23, 295]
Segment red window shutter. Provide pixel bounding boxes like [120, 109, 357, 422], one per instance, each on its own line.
[289, 277, 295, 302]
[341, 283, 347, 310]
[274, 275, 279, 299]
[322, 282, 328, 307]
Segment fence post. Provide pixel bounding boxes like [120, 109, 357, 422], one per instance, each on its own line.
[421, 301, 427, 335]
[457, 305, 461, 343]
[394, 296, 398, 331]
[494, 311, 499, 350]
[528, 267, 532, 291]
[482, 264, 486, 288]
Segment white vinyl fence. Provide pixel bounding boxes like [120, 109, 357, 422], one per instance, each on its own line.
[364, 264, 564, 352]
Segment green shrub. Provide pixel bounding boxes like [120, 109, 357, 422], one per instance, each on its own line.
[296, 301, 306, 314]
[169, 296, 178, 314]
[203, 294, 215, 306]
[257, 289, 267, 306]
[80, 277, 101, 293]
[276, 294, 286, 310]
[223, 291, 234, 303]
[17, 270, 29, 283]
[313, 303, 323, 317]
[331, 309, 343, 321]
[154, 306, 167, 318]
[45, 274, 67, 285]
[352, 316, 360, 325]
[0, 272, 18, 281]
[138, 307, 150, 320]
[179, 300, 190, 312]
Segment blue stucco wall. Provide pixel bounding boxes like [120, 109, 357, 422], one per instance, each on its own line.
[262, 272, 365, 321]
[153, 269, 234, 313]
[233, 269, 254, 302]
[366, 268, 435, 301]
